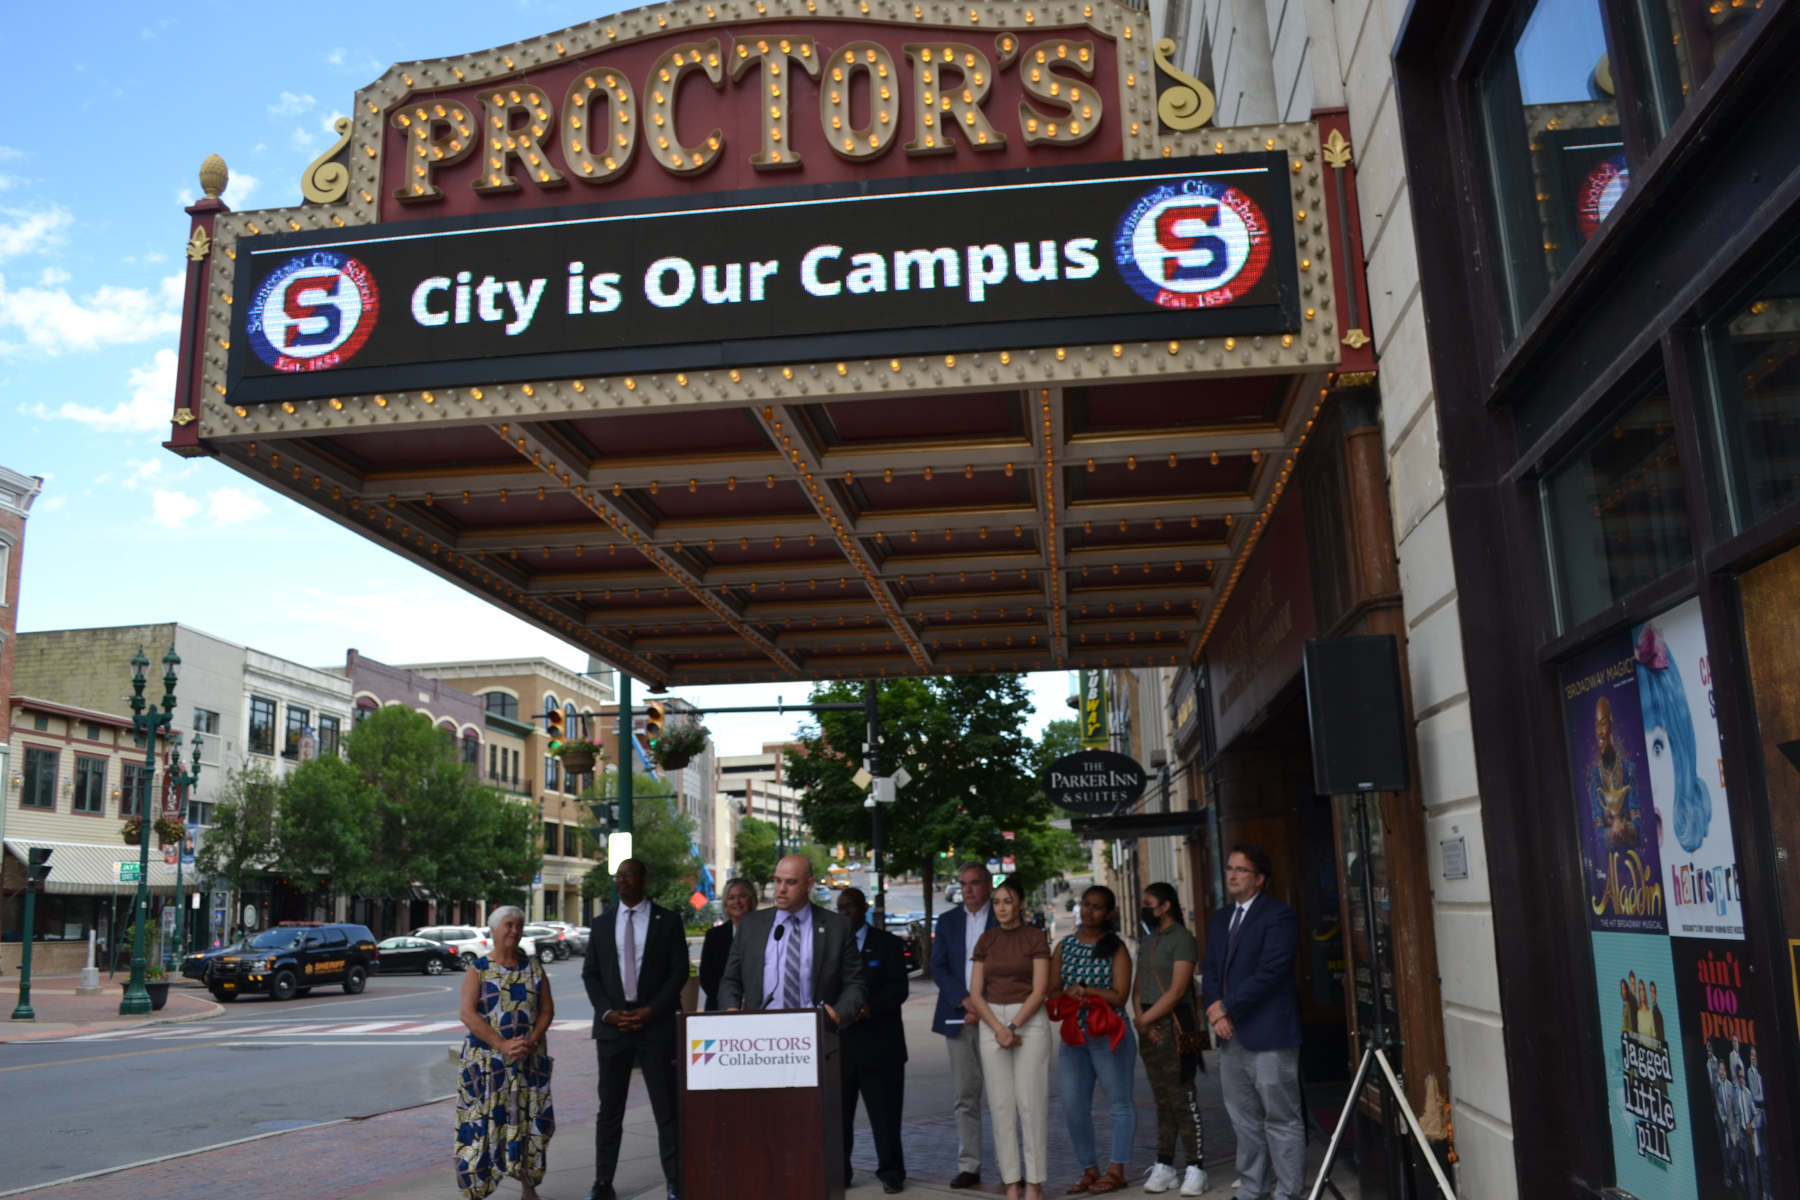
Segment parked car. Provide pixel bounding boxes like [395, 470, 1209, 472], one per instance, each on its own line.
[542, 920, 589, 954]
[887, 917, 925, 974]
[374, 936, 465, 975]
[944, 883, 963, 906]
[181, 939, 247, 980]
[413, 925, 492, 965]
[523, 924, 571, 960]
[203, 922, 378, 1002]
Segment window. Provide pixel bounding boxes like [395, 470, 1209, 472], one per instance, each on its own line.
[193, 708, 220, 736]
[1544, 377, 1692, 628]
[188, 800, 214, 826]
[0, 541, 8, 601]
[354, 698, 378, 726]
[1709, 255, 1800, 530]
[21, 747, 57, 810]
[1483, 0, 1627, 338]
[86, 724, 102, 741]
[484, 691, 519, 720]
[284, 706, 310, 759]
[248, 696, 277, 756]
[461, 733, 481, 768]
[489, 743, 499, 779]
[512, 749, 521, 786]
[318, 714, 342, 758]
[73, 756, 107, 815]
[545, 821, 560, 856]
[33, 714, 47, 731]
[121, 762, 149, 818]
[1635, 0, 1763, 138]
[545, 756, 560, 793]
[323, 927, 347, 947]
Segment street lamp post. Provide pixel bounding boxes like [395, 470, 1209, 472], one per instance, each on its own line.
[120, 646, 180, 1016]
[167, 732, 203, 967]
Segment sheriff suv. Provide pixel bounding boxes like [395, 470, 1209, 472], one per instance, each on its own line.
[204, 922, 379, 1002]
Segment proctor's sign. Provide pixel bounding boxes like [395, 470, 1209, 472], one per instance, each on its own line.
[1044, 749, 1148, 815]
[684, 1011, 820, 1090]
[228, 156, 1298, 402]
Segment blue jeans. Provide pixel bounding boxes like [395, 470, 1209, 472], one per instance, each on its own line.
[1060, 1022, 1138, 1169]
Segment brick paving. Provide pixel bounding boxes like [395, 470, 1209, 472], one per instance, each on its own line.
[0, 974, 218, 1041]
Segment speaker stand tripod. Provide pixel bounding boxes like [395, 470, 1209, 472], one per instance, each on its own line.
[1306, 790, 1458, 1200]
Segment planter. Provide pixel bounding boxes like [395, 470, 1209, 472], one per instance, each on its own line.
[559, 748, 597, 776]
[659, 752, 693, 771]
[121, 824, 142, 846]
[120, 980, 171, 1011]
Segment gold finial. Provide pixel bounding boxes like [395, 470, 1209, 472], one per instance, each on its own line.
[199, 153, 229, 199]
[1323, 129, 1353, 169]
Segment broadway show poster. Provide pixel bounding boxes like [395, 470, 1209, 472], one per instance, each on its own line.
[1562, 636, 1668, 934]
[1635, 599, 1743, 940]
[1672, 938, 1778, 1200]
[1739, 544, 1800, 959]
[1591, 932, 1699, 1199]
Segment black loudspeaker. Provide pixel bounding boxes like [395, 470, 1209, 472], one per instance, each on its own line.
[1302, 635, 1412, 795]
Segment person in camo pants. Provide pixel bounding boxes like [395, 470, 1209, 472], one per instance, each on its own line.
[1133, 882, 1207, 1197]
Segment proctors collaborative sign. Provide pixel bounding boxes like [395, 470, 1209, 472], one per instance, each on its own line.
[227, 155, 1298, 403]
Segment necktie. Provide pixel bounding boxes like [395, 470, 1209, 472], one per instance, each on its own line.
[1227, 904, 1245, 962]
[782, 914, 806, 1008]
[622, 906, 638, 1003]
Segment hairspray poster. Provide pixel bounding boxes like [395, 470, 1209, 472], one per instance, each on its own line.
[1591, 931, 1698, 1199]
[1562, 636, 1667, 934]
[1633, 599, 1742, 939]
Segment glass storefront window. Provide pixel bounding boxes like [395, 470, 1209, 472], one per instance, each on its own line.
[1544, 380, 1692, 628]
[1709, 255, 1800, 529]
[1483, 0, 1628, 337]
[1636, 0, 1765, 136]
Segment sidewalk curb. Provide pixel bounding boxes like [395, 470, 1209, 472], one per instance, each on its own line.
[0, 993, 223, 1044]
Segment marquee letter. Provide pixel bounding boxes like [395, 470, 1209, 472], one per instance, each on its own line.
[472, 87, 568, 194]
[702, 264, 743, 305]
[644, 40, 725, 176]
[819, 42, 900, 161]
[846, 253, 888, 294]
[390, 103, 476, 204]
[646, 258, 696, 308]
[1018, 40, 1102, 145]
[894, 248, 959, 291]
[411, 277, 451, 326]
[903, 42, 1007, 156]
[563, 69, 637, 184]
[1064, 238, 1099, 279]
[801, 246, 843, 297]
[966, 244, 1007, 302]
[730, 35, 820, 170]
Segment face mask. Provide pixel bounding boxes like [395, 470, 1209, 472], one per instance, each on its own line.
[1140, 906, 1159, 929]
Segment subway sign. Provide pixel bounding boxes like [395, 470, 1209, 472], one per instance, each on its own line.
[227, 154, 1298, 403]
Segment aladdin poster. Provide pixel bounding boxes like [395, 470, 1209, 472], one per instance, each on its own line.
[1672, 938, 1777, 1200]
[1562, 635, 1667, 934]
[1635, 600, 1743, 940]
[1591, 931, 1699, 1199]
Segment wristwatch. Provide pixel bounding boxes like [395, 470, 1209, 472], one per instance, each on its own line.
[1006, 1022, 1019, 1034]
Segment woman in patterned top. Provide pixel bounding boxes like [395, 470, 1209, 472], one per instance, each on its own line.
[456, 905, 556, 1200]
[1049, 885, 1137, 1194]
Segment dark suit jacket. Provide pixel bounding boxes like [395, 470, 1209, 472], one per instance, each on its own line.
[842, 925, 910, 1071]
[698, 921, 736, 1012]
[1199, 892, 1302, 1052]
[583, 901, 688, 1042]
[716, 903, 867, 1021]
[929, 905, 999, 1036]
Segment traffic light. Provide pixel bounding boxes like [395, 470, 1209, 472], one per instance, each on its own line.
[546, 708, 566, 753]
[644, 701, 666, 748]
[26, 847, 52, 886]
[590, 800, 620, 833]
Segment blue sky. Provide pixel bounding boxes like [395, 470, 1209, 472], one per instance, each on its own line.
[0, 3, 1071, 753]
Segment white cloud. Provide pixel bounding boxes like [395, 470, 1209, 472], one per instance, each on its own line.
[208, 486, 272, 525]
[25, 349, 178, 429]
[0, 276, 181, 356]
[152, 489, 200, 529]
[34, 493, 65, 515]
[289, 127, 317, 151]
[0, 207, 73, 260]
[269, 91, 315, 117]
[38, 266, 69, 285]
[0, 147, 22, 161]
[119, 454, 195, 490]
[221, 171, 257, 208]
[321, 111, 347, 135]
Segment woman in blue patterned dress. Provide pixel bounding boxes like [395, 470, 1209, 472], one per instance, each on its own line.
[1048, 886, 1137, 1194]
[457, 905, 556, 1200]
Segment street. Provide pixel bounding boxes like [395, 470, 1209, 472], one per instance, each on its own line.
[0, 958, 593, 1192]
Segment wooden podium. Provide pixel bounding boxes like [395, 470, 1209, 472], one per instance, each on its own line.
[681, 1008, 843, 1200]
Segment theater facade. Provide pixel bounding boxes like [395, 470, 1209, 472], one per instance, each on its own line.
[162, 1, 1529, 1194]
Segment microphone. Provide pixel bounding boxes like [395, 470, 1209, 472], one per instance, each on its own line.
[764, 924, 787, 1008]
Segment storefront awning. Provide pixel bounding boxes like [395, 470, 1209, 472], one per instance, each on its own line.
[3, 839, 182, 896]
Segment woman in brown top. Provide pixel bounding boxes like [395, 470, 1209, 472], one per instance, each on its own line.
[968, 877, 1053, 1200]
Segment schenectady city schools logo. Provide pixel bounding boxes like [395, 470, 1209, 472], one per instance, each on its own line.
[249, 250, 380, 373]
[1115, 181, 1271, 310]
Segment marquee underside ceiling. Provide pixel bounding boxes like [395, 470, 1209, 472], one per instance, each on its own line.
[217, 366, 1328, 688]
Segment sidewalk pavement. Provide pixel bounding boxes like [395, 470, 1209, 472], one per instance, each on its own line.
[0, 973, 220, 1042]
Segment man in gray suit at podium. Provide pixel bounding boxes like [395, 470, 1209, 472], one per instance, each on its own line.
[718, 854, 867, 1024]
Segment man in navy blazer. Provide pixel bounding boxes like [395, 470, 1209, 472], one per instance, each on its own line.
[1201, 844, 1304, 1200]
[929, 862, 1000, 1189]
[582, 859, 688, 1200]
[838, 887, 909, 1194]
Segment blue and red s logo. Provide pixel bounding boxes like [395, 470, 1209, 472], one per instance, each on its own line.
[248, 251, 380, 372]
[1115, 181, 1271, 309]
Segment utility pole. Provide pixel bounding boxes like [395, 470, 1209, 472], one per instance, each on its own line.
[865, 681, 885, 927]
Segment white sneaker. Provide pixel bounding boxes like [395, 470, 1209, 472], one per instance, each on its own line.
[1144, 1164, 1180, 1193]
[1179, 1166, 1208, 1196]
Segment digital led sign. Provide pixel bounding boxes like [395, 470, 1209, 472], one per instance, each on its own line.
[227, 155, 1298, 404]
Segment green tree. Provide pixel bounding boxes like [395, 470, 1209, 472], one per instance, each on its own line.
[579, 772, 704, 913]
[735, 816, 781, 896]
[783, 676, 1049, 974]
[194, 764, 281, 933]
[278, 706, 541, 909]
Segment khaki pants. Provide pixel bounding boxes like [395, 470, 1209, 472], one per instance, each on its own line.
[946, 1017, 986, 1174]
[978, 1002, 1052, 1185]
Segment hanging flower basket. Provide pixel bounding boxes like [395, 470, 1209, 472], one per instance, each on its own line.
[555, 739, 604, 777]
[655, 721, 710, 772]
[121, 817, 143, 845]
[154, 817, 186, 846]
